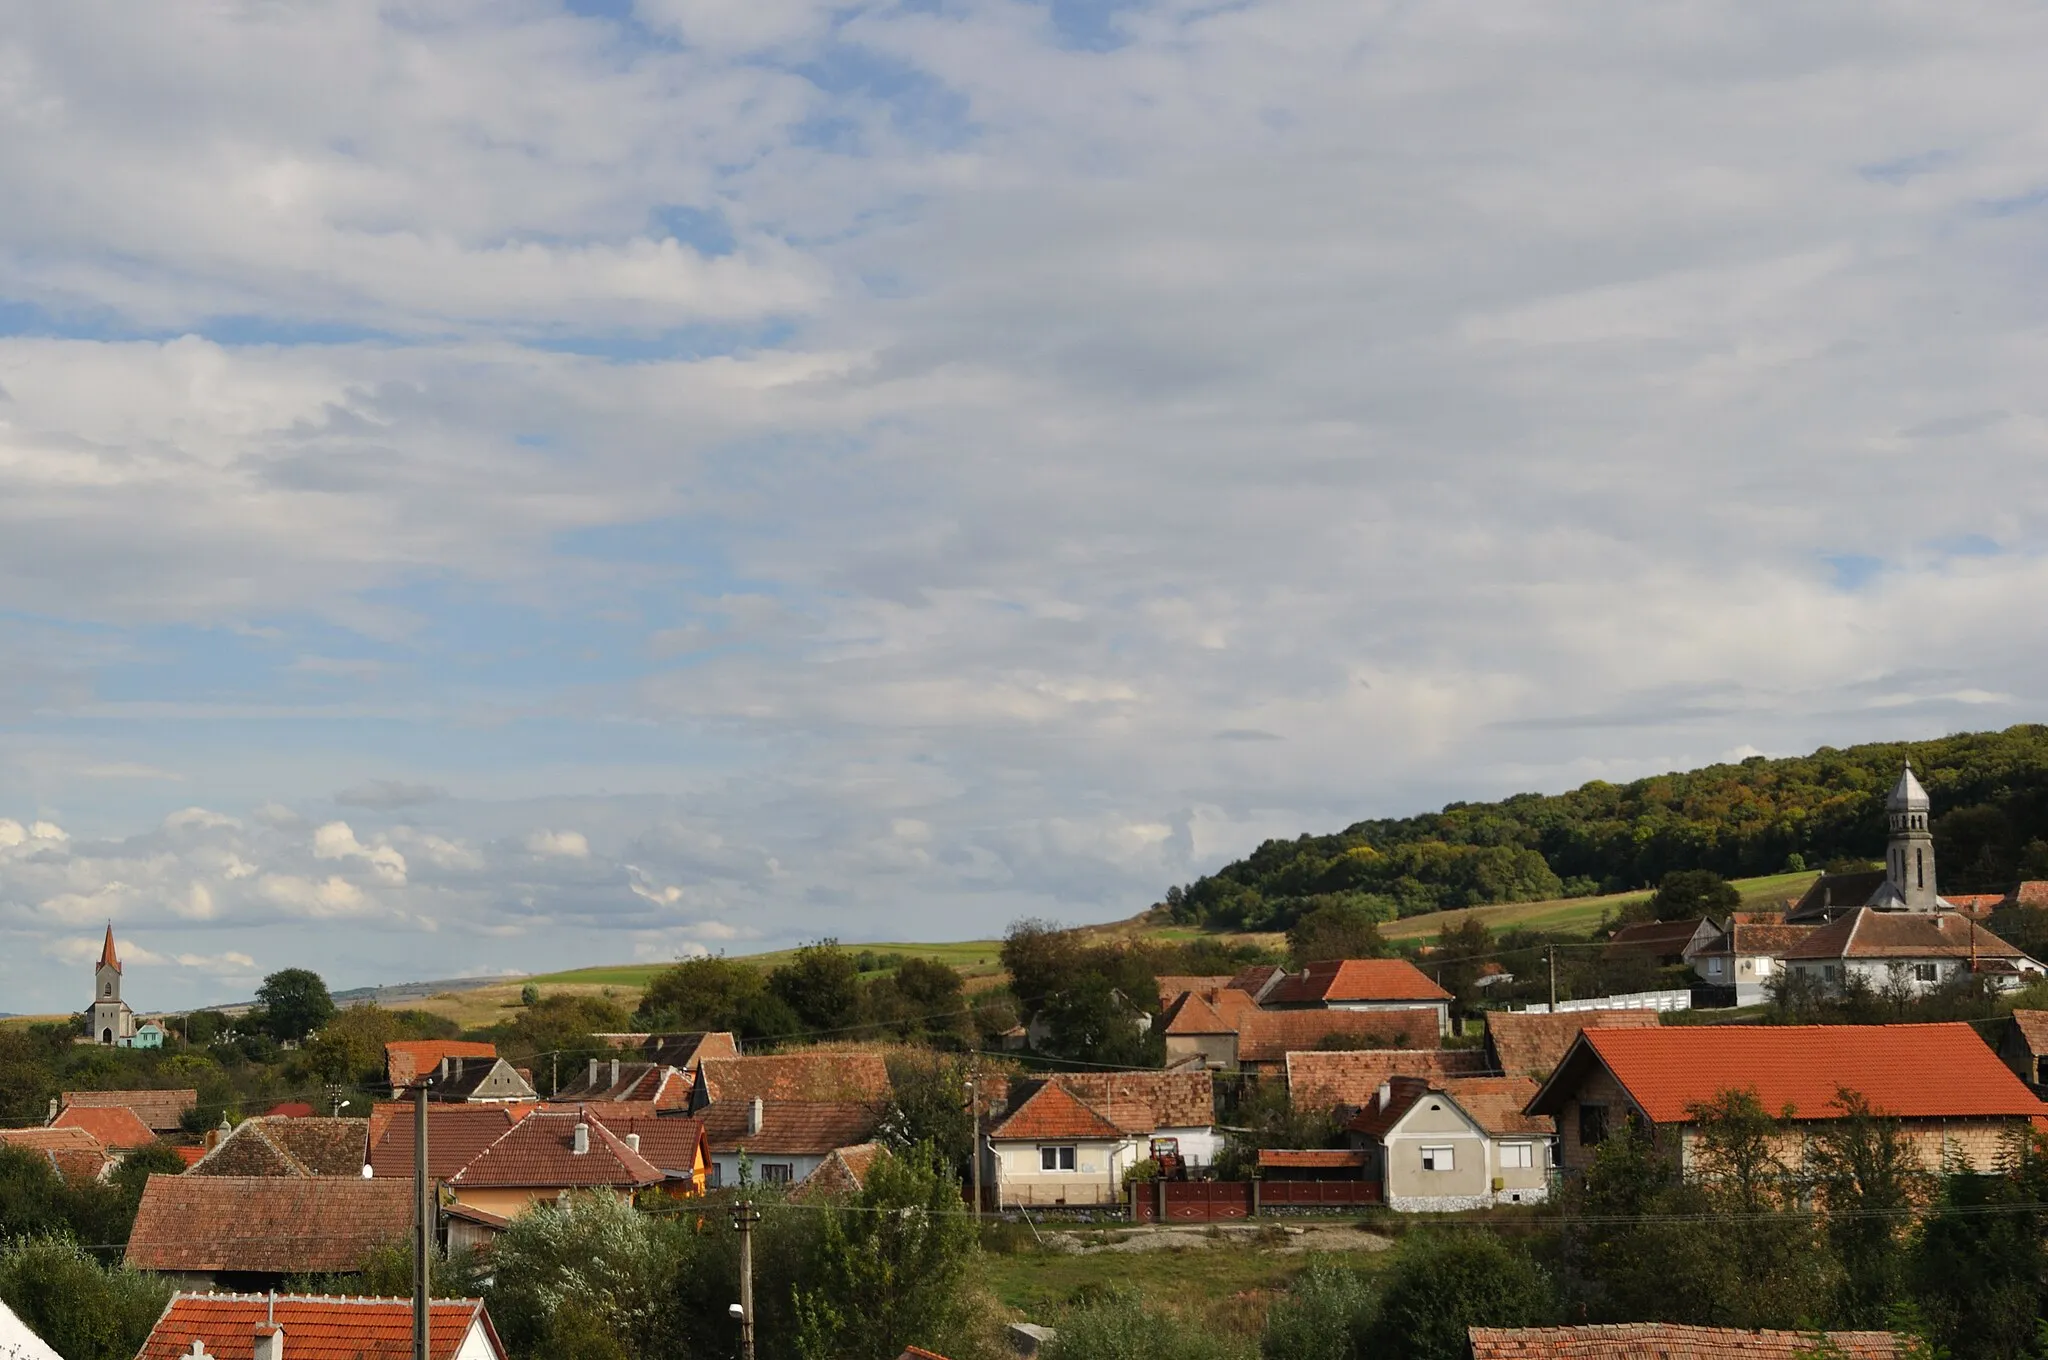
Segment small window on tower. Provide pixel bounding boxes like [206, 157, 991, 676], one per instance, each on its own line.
[1916, 848, 1924, 889]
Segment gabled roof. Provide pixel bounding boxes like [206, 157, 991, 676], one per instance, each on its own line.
[1787, 870, 1888, 922]
[448, 1110, 662, 1190]
[1343, 1076, 1548, 1140]
[135, 1294, 501, 1360]
[1484, 1009, 1663, 1079]
[989, 1082, 1126, 1142]
[1155, 975, 1234, 1008]
[431, 1057, 537, 1102]
[1604, 918, 1714, 955]
[125, 1175, 413, 1274]
[1700, 923, 1817, 956]
[2016, 882, 2048, 909]
[1264, 959, 1451, 1006]
[1050, 1072, 1214, 1129]
[52, 1103, 156, 1150]
[189, 1117, 366, 1178]
[1226, 964, 1288, 1000]
[700, 1101, 881, 1156]
[594, 1032, 742, 1069]
[1284, 1048, 1493, 1113]
[384, 1041, 496, 1090]
[1781, 909, 2030, 961]
[0, 1126, 111, 1186]
[2009, 1010, 2048, 1058]
[789, 1142, 885, 1201]
[1469, 1325, 1898, 1360]
[551, 1060, 686, 1106]
[693, 1052, 891, 1107]
[366, 1104, 520, 1181]
[547, 1110, 707, 1176]
[60, 1088, 197, 1133]
[1529, 1023, 2048, 1125]
[1236, 1007, 1440, 1063]
[1888, 764, 1930, 811]
[1162, 990, 1231, 1035]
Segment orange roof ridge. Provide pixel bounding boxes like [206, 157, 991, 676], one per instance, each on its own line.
[99, 923, 121, 971]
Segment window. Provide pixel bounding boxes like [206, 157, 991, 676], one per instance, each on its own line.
[1913, 963, 1938, 982]
[1579, 1105, 1608, 1148]
[1499, 1142, 1533, 1169]
[760, 1163, 793, 1185]
[708, 1163, 723, 1189]
[1040, 1146, 1076, 1171]
[1420, 1146, 1454, 1172]
[1754, 957, 1772, 977]
[1916, 848, 1925, 889]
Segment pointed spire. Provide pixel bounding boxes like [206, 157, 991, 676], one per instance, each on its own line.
[99, 923, 121, 972]
[1887, 763, 1930, 811]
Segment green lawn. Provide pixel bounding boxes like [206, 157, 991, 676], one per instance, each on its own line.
[526, 939, 1006, 989]
[1379, 869, 1819, 942]
[978, 1232, 1390, 1320]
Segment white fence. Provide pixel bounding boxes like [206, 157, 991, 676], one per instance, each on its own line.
[1514, 988, 1692, 1015]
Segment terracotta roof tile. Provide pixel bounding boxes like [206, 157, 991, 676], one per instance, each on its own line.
[0, 1126, 105, 1156]
[366, 1104, 519, 1181]
[539, 1110, 707, 1177]
[1439, 1076, 1549, 1137]
[2009, 1010, 2048, 1057]
[1050, 1072, 1214, 1129]
[51, 1103, 156, 1151]
[700, 1101, 881, 1156]
[59, 1089, 196, 1133]
[1266, 959, 1451, 1005]
[1543, 1024, 2048, 1125]
[989, 1082, 1125, 1141]
[1155, 976, 1234, 1008]
[1484, 1010, 1663, 1079]
[1605, 919, 1710, 952]
[1257, 1149, 1370, 1169]
[1237, 1007, 1440, 1063]
[190, 1117, 367, 1178]
[1782, 909, 2030, 961]
[1162, 991, 1230, 1036]
[1285, 1049, 1493, 1113]
[136, 1294, 498, 1360]
[125, 1175, 414, 1274]
[1712, 924, 1818, 955]
[1468, 1325, 1899, 1360]
[595, 1032, 742, 1069]
[2016, 882, 2048, 909]
[1226, 965, 1287, 999]
[695, 1053, 892, 1106]
[789, 1142, 885, 1201]
[384, 1042, 497, 1091]
[171, 1145, 206, 1167]
[449, 1110, 663, 1190]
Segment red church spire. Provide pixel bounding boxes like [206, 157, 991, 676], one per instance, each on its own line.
[99, 922, 121, 972]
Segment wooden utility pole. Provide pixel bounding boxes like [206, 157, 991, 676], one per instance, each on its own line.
[1548, 946, 1557, 1012]
[732, 1199, 760, 1360]
[967, 1074, 982, 1224]
[412, 1077, 432, 1360]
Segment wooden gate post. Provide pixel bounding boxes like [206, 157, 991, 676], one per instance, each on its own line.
[1250, 1179, 1261, 1218]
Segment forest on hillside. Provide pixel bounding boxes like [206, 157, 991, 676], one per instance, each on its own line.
[1168, 724, 2048, 932]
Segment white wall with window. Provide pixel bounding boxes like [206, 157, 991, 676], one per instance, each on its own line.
[989, 1135, 1143, 1208]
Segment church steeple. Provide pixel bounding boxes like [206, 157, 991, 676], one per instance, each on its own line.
[1883, 764, 1938, 911]
[99, 923, 121, 973]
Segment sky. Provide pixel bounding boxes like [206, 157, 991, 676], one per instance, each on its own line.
[2, 1, 2046, 1015]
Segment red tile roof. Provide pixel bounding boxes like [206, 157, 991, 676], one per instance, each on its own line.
[789, 1142, 886, 1201]
[448, 1111, 663, 1190]
[385, 1041, 498, 1090]
[2009, 1010, 2048, 1057]
[366, 1104, 519, 1180]
[52, 1103, 157, 1150]
[700, 1101, 882, 1156]
[695, 1053, 892, 1105]
[1468, 1325, 1899, 1360]
[989, 1082, 1126, 1141]
[60, 1088, 197, 1133]
[1535, 1024, 2048, 1125]
[264, 1102, 317, 1119]
[136, 1294, 501, 1360]
[2016, 882, 2048, 909]
[1162, 991, 1231, 1035]
[1236, 1007, 1440, 1063]
[171, 1145, 206, 1167]
[548, 1110, 707, 1177]
[125, 1175, 414, 1274]
[1439, 1076, 1549, 1137]
[1257, 1149, 1370, 1169]
[190, 1117, 367, 1178]
[1265, 959, 1451, 1005]
[1155, 975, 1234, 1008]
[0, 1126, 105, 1156]
[1050, 1072, 1214, 1130]
[1604, 919, 1711, 953]
[1285, 1048, 1493, 1112]
[1484, 1009, 1664, 1079]
[99, 924, 121, 971]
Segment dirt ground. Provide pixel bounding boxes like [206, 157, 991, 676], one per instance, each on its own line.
[1041, 1222, 1394, 1255]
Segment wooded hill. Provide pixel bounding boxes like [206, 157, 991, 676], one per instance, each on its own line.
[1168, 724, 2048, 933]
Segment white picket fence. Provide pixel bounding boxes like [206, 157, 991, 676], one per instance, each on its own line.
[1515, 988, 1692, 1015]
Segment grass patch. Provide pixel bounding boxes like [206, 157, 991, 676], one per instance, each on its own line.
[1380, 870, 1818, 943]
[978, 1239, 1376, 1317]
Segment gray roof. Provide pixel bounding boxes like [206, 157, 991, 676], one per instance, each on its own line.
[1888, 765, 1930, 811]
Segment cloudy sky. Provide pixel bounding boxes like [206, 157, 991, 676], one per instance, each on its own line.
[2, 1, 2045, 1015]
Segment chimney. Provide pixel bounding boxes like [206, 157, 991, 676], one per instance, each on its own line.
[625, 1133, 641, 1153]
[748, 1096, 764, 1137]
[588, 1058, 601, 1087]
[572, 1120, 590, 1156]
[47, 1097, 57, 1125]
[610, 1058, 621, 1086]
[253, 1323, 283, 1360]
[185, 1344, 208, 1360]
[1376, 1080, 1392, 1111]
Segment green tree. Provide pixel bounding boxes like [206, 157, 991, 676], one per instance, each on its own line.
[1911, 1147, 2048, 1360]
[1262, 1258, 1376, 1360]
[1368, 1232, 1552, 1360]
[486, 1191, 688, 1358]
[770, 940, 863, 1036]
[1648, 870, 1741, 922]
[1808, 1089, 1929, 1327]
[1561, 1125, 1724, 1324]
[877, 1051, 975, 1171]
[254, 968, 337, 1042]
[1686, 1088, 1833, 1327]
[1285, 898, 1391, 965]
[633, 956, 798, 1043]
[793, 1146, 981, 1360]
[0, 1236, 171, 1360]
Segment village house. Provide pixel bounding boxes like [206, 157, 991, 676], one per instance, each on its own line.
[1468, 1324, 1900, 1360]
[702, 1097, 879, 1189]
[986, 1080, 1143, 1208]
[1481, 1010, 1662, 1081]
[1781, 909, 2041, 996]
[551, 1056, 691, 1106]
[59, 1088, 197, 1135]
[1285, 1048, 1495, 1120]
[385, 1041, 498, 1092]
[0, 1126, 111, 1185]
[1162, 989, 1440, 1074]
[593, 1030, 741, 1073]
[1260, 959, 1454, 1035]
[426, 1054, 538, 1104]
[49, 1101, 157, 1155]
[187, 1117, 366, 1177]
[1344, 1075, 1553, 1210]
[1688, 920, 1815, 1005]
[445, 1109, 664, 1222]
[1047, 1071, 1219, 1166]
[365, 1103, 520, 1181]
[1527, 1022, 2048, 1176]
[1602, 918, 1721, 970]
[1998, 1010, 2048, 1090]
[134, 1294, 508, 1360]
[689, 1050, 892, 1111]
[126, 1175, 414, 1291]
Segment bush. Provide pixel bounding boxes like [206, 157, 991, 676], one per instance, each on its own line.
[1261, 1259, 1376, 1360]
[1368, 1232, 1553, 1360]
[1046, 1289, 1255, 1360]
[0, 1236, 171, 1360]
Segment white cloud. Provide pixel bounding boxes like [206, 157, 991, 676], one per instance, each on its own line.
[524, 829, 591, 860]
[311, 821, 408, 884]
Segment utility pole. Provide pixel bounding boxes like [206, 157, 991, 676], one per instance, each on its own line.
[966, 1073, 982, 1225]
[1548, 946, 1557, 1012]
[412, 1076, 433, 1360]
[551, 1052, 558, 1099]
[327, 1083, 344, 1117]
[732, 1199, 760, 1360]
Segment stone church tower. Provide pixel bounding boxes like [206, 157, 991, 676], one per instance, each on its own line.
[1874, 764, 1940, 912]
[90, 924, 137, 1045]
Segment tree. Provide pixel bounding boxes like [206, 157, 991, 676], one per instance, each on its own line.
[301, 1003, 404, 1084]
[1561, 1124, 1724, 1324]
[1686, 1088, 1833, 1327]
[1911, 1144, 2048, 1360]
[1809, 1089, 1930, 1327]
[520, 983, 542, 1007]
[1261, 1259, 1376, 1360]
[486, 1191, 688, 1358]
[1368, 1232, 1552, 1360]
[793, 1146, 982, 1360]
[876, 1051, 975, 1172]
[1000, 920, 1083, 1016]
[1648, 870, 1741, 923]
[769, 941, 863, 1036]
[1285, 898, 1391, 964]
[633, 956, 798, 1043]
[0, 1236, 170, 1360]
[255, 968, 336, 1042]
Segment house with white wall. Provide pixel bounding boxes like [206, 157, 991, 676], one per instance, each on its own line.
[1343, 1075, 1554, 1211]
[986, 1082, 1146, 1208]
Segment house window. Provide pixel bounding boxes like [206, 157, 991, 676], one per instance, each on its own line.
[1706, 958, 1723, 976]
[1823, 965, 1840, 980]
[1420, 1145, 1454, 1172]
[708, 1163, 723, 1189]
[1913, 963, 1938, 982]
[1040, 1146, 1077, 1171]
[1754, 957, 1772, 977]
[760, 1163, 793, 1185]
[1579, 1105, 1608, 1148]
[1499, 1142, 1533, 1169]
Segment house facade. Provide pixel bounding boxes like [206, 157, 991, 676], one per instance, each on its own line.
[1344, 1076, 1553, 1210]
[1527, 1023, 2048, 1177]
[1688, 922, 1815, 1005]
[986, 1081, 1145, 1208]
[1781, 909, 2041, 997]
[1261, 959, 1453, 1035]
[700, 1097, 878, 1189]
[445, 1110, 663, 1221]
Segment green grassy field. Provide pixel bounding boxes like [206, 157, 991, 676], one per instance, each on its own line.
[526, 939, 1006, 989]
[1380, 869, 1819, 942]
